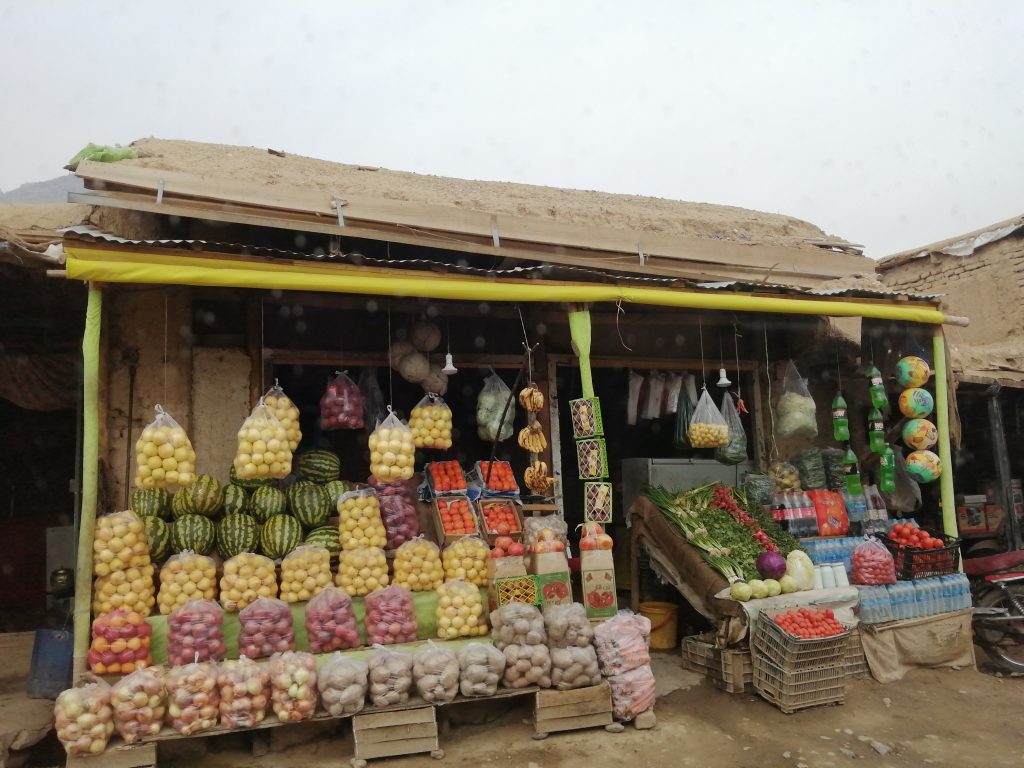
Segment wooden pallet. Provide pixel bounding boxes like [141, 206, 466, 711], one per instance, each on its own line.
[67, 742, 156, 768]
[352, 705, 442, 766]
[533, 680, 614, 738]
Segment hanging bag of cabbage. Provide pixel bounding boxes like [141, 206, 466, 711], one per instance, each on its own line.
[672, 373, 697, 448]
[476, 372, 514, 442]
[687, 387, 730, 448]
[135, 405, 197, 489]
[262, 381, 302, 452]
[368, 410, 415, 482]
[776, 360, 818, 438]
[715, 392, 748, 464]
[233, 400, 292, 482]
[410, 394, 453, 450]
[320, 371, 364, 431]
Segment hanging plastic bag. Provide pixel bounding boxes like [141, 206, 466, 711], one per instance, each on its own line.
[851, 537, 897, 585]
[217, 657, 270, 729]
[234, 399, 292, 481]
[263, 381, 302, 452]
[476, 372, 514, 442]
[365, 585, 418, 645]
[715, 392, 748, 464]
[688, 388, 730, 448]
[663, 373, 683, 417]
[743, 473, 777, 507]
[166, 661, 220, 735]
[368, 411, 415, 482]
[412, 642, 460, 704]
[673, 374, 697, 448]
[358, 367, 388, 428]
[793, 448, 826, 490]
[238, 598, 294, 658]
[883, 450, 922, 513]
[317, 653, 368, 716]
[167, 599, 226, 666]
[135, 405, 196, 489]
[369, 476, 420, 549]
[457, 642, 506, 698]
[776, 360, 818, 438]
[769, 460, 802, 492]
[410, 394, 453, 450]
[305, 586, 360, 653]
[368, 645, 414, 707]
[337, 487, 388, 550]
[822, 448, 846, 490]
[55, 681, 114, 757]
[643, 371, 666, 420]
[112, 666, 166, 744]
[319, 371, 364, 431]
[626, 370, 643, 426]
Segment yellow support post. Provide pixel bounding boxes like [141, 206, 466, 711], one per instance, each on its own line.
[74, 285, 102, 677]
[932, 327, 958, 538]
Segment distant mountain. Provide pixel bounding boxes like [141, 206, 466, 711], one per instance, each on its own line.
[0, 175, 84, 205]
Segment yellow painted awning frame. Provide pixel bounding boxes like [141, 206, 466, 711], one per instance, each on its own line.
[64, 245, 947, 324]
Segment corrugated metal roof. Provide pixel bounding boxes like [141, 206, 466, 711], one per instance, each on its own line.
[695, 279, 940, 301]
[880, 214, 1024, 269]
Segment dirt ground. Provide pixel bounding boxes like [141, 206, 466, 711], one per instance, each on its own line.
[150, 651, 1022, 768]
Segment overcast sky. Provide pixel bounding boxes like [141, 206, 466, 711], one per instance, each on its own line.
[3, 1, 1022, 257]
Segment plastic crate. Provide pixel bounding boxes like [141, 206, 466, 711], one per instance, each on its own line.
[753, 614, 850, 672]
[681, 634, 753, 693]
[576, 438, 609, 479]
[584, 482, 613, 523]
[878, 529, 961, 580]
[753, 656, 846, 714]
[569, 397, 604, 438]
[844, 629, 868, 679]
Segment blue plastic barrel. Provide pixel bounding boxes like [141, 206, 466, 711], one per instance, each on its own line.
[26, 629, 73, 699]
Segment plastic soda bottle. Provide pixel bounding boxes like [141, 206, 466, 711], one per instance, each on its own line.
[880, 444, 896, 494]
[832, 391, 851, 442]
[843, 445, 864, 495]
[868, 407, 886, 454]
[867, 365, 888, 410]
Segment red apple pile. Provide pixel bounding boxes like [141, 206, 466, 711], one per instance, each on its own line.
[365, 585, 418, 645]
[370, 477, 420, 549]
[319, 372, 364, 430]
[88, 609, 152, 675]
[490, 535, 526, 558]
[238, 598, 295, 659]
[305, 586, 360, 653]
[167, 599, 227, 666]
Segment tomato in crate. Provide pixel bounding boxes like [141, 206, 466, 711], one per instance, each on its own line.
[477, 461, 518, 493]
[479, 500, 522, 537]
[427, 461, 466, 494]
[437, 498, 478, 536]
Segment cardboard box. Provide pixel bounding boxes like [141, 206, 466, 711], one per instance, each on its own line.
[986, 505, 1005, 532]
[487, 555, 527, 581]
[530, 551, 572, 606]
[476, 498, 525, 544]
[581, 549, 618, 619]
[432, 497, 484, 545]
[956, 501, 987, 534]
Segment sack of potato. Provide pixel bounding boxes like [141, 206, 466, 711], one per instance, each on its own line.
[501, 643, 552, 689]
[490, 602, 546, 650]
[317, 653, 368, 717]
[457, 642, 506, 698]
[543, 603, 594, 649]
[412, 643, 460, 704]
[367, 646, 414, 708]
[550, 645, 602, 690]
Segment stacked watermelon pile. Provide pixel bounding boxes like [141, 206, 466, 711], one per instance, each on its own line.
[130, 449, 347, 565]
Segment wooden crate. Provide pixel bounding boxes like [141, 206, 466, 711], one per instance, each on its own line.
[67, 742, 156, 768]
[534, 680, 613, 737]
[681, 634, 753, 694]
[352, 705, 441, 765]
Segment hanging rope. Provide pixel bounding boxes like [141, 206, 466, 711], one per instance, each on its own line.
[386, 304, 394, 407]
[163, 293, 168, 403]
[764, 321, 779, 461]
[698, 318, 707, 387]
[615, 299, 633, 352]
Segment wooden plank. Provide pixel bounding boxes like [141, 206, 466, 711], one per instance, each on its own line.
[536, 697, 610, 720]
[536, 680, 611, 708]
[355, 735, 439, 760]
[535, 712, 612, 734]
[69, 742, 156, 768]
[354, 722, 437, 745]
[353, 706, 435, 731]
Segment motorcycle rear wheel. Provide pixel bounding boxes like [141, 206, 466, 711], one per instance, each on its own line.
[976, 584, 1024, 673]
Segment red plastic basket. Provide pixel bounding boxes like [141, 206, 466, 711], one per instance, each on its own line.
[878, 529, 961, 580]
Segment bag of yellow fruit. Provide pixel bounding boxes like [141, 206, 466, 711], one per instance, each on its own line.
[233, 399, 292, 482]
[337, 488, 388, 551]
[336, 546, 389, 596]
[279, 545, 333, 603]
[93, 510, 151, 578]
[441, 536, 489, 587]
[436, 578, 487, 639]
[220, 553, 278, 612]
[367, 410, 415, 483]
[157, 552, 217, 615]
[393, 536, 444, 592]
[409, 394, 453, 450]
[135, 405, 196, 489]
[262, 380, 302, 452]
[92, 563, 155, 615]
[687, 386, 730, 448]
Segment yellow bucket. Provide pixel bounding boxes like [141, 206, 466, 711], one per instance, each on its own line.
[639, 601, 678, 650]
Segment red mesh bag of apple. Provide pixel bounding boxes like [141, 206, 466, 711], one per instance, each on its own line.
[88, 608, 152, 675]
[218, 656, 270, 729]
[305, 586, 360, 653]
[319, 371, 364, 430]
[167, 599, 226, 666]
[365, 585, 418, 645]
[523, 516, 568, 554]
[55, 680, 115, 757]
[111, 666, 166, 744]
[368, 475, 420, 549]
[238, 598, 295, 659]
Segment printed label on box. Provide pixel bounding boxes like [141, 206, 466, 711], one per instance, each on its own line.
[582, 567, 617, 619]
[534, 572, 572, 606]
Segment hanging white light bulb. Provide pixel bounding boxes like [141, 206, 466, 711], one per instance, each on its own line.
[441, 320, 458, 374]
[716, 368, 732, 387]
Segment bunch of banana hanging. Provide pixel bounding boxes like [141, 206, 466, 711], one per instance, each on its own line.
[524, 460, 555, 495]
[518, 386, 545, 413]
[518, 422, 547, 453]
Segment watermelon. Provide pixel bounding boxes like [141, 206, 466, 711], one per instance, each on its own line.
[188, 474, 224, 517]
[259, 514, 302, 559]
[229, 464, 276, 490]
[288, 481, 331, 528]
[222, 484, 249, 516]
[216, 513, 259, 559]
[144, 516, 171, 562]
[304, 525, 340, 558]
[171, 513, 216, 555]
[296, 450, 341, 483]
[324, 479, 351, 504]
[131, 488, 171, 520]
[171, 486, 195, 519]
[250, 486, 287, 523]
